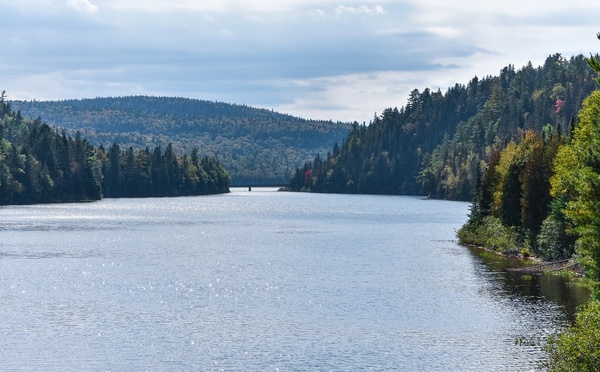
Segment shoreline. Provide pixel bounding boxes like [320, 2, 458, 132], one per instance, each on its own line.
[464, 243, 584, 275]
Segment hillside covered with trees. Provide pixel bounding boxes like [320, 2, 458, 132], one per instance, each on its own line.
[457, 53, 600, 274]
[0, 92, 229, 205]
[10, 96, 350, 185]
[290, 49, 600, 369]
[456, 47, 600, 371]
[288, 54, 597, 200]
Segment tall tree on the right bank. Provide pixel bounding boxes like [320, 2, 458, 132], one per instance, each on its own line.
[551, 91, 600, 297]
[542, 34, 600, 372]
[549, 34, 600, 296]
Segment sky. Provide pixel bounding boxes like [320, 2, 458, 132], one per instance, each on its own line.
[2, 1, 600, 123]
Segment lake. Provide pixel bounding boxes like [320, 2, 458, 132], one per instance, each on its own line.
[0, 188, 588, 370]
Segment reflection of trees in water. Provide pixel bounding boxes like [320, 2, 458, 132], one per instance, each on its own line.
[467, 246, 589, 323]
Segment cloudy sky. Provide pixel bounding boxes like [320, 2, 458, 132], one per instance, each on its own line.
[2, 1, 600, 123]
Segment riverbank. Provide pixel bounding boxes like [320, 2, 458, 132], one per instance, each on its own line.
[464, 242, 586, 282]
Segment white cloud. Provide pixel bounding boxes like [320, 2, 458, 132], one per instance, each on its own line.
[4, 0, 600, 123]
[104, 0, 332, 14]
[424, 26, 461, 39]
[269, 66, 483, 123]
[307, 9, 326, 20]
[66, 0, 99, 14]
[335, 5, 386, 16]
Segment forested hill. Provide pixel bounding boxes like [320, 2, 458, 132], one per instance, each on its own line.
[0, 93, 229, 205]
[10, 96, 350, 185]
[288, 54, 598, 200]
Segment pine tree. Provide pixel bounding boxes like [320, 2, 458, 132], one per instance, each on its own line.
[586, 33, 600, 83]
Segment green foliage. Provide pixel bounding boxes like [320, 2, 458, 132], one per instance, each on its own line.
[462, 129, 561, 255]
[551, 91, 600, 296]
[290, 54, 597, 199]
[536, 195, 576, 261]
[98, 143, 230, 198]
[10, 96, 350, 185]
[520, 131, 557, 239]
[586, 33, 600, 83]
[499, 161, 522, 227]
[457, 216, 526, 254]
[537, 215, 575, 261]
[542, 301, 600, 371]
[461, 45, 600, 273]
[0, 96, 230, 205]
[0, 100, 102, 203]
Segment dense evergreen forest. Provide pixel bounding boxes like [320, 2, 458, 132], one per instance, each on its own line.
[285, 51, 600, 369]
[456, 46, 600, 370]
[10, 96, 350, 185]
[0, 92, 229, 205]
[98, 143, 229, 198]
[288, 54, 597, 200]
[457, 74, 600, 274]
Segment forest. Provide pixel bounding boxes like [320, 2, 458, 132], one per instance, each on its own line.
[288, 47, 600, 370]
[0, 92, 229, 205]
[10, 96, 350, 186]
[288, 54, 597, 200]
[468, 54, 600, 371]
[288, 50, 600, 283]
[98, 143, 229, 198]
[4, 50, 600, 370]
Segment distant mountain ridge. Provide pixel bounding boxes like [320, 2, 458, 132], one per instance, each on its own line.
[10, 96, 351, 185]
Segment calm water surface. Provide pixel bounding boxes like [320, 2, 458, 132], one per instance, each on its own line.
[0, 188, 587, 370]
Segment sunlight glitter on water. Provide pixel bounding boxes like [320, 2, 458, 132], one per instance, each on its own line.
[0, 190, 586, 370]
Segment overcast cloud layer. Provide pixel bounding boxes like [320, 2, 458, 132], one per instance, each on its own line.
[2, 0, 600, 122]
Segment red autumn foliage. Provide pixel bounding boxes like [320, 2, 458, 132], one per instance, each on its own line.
[555, 98, 566, 113]
[304, 169, 312, 183]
